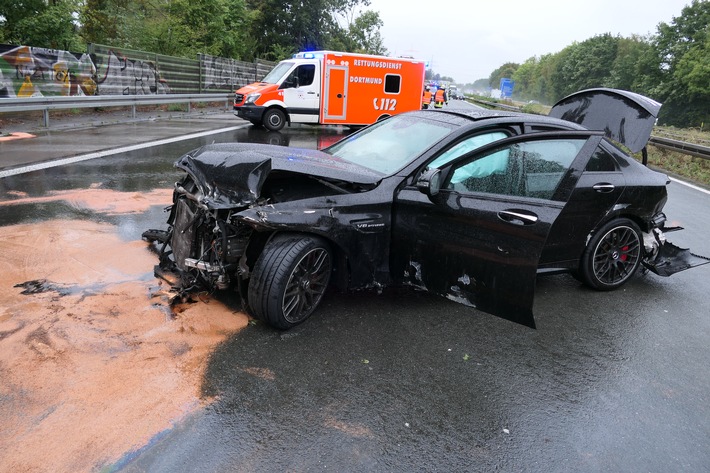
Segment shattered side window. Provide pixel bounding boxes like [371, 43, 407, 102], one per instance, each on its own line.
[446, 138, 586, 200]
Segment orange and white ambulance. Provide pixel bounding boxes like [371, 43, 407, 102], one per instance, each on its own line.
[233, 51, 426, 131]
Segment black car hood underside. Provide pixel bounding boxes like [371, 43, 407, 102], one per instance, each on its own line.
[549, 88, 662, 153]
[175, 143, 382, 208]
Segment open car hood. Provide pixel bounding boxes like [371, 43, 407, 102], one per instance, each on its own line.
[549, 88, 662, 153]
[175, 143, 382, 209]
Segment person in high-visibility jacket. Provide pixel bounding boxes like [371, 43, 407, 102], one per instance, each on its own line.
[434, 87, 448, 108]
[421, 86, 432, 109]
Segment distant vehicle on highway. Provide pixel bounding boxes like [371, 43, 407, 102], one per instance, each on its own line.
[145, 88, 708, 330]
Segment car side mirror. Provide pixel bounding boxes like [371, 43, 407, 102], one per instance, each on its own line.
[416, 168, 442, 197]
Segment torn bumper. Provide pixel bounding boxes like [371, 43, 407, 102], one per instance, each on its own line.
[643, 242, 710, 277]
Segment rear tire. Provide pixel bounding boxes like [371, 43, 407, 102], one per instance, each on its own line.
[580, 218, 642, 291]
[248, 235, 332, 329]
[263, 108, 286, 131]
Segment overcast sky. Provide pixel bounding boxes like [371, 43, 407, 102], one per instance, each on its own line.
[370, 0, 691, 84]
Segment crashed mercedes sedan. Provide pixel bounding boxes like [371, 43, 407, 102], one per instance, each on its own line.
[144, 88, 708, 329]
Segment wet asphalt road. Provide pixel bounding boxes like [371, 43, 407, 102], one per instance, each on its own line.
[2, 101, 709, 472]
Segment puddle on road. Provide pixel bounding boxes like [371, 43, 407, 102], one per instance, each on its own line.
[0, 219, 249, 473]
[0, 186, 174, 215]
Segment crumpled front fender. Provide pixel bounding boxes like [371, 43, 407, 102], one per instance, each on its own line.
[237, 205, 336, 234]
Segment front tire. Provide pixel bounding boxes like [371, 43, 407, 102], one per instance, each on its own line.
[580, 218, 642, 290]
[263, 108, 286, 131]
[248, 235, 332, 329]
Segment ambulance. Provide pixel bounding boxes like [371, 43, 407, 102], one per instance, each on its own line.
[233, 51, 426, 131]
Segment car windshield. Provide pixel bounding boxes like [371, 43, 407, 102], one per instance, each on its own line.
[261, 61, 294, 84]
[324, 115, 454, 174]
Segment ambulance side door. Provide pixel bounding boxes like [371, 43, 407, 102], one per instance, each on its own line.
[281, 60, 320, 123]
[323, 63, 348, 121]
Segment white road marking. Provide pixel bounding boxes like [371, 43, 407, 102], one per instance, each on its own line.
[0, 125, 246, 178]
[669, 176, 710, 195]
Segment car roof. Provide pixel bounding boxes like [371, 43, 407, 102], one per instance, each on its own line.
[407, 108, 586, 131]
[412, 87, 661, 153]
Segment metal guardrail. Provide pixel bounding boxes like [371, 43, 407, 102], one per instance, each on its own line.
[0, 93, 233, 127]
[469, 98, 521, 111]
[648, 136, 710, 160]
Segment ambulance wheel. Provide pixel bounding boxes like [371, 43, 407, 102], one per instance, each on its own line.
[263, 108, 286, 131]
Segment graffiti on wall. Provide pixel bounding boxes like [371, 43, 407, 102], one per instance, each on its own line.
[93, 50, 170, 95]
[0, 45, 97, 98]
[1, 43, 274, 98]
[201, 55, 255, 91]
[0, 45, 170, 97]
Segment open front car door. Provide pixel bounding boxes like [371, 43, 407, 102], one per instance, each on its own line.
[392, 132, 604, 328]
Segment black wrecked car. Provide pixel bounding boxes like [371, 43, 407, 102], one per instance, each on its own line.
[144, 88, 708, 329]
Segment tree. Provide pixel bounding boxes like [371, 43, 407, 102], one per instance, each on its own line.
[342, 10, 386, 54]
[163, 0, 251, 57]
[327, 0, 386, 55]
[470, 78, 490, 92]
[81, 0, 120, 46]
[488, 62, 518, 90]
[607, 35, 655, 92]
[652, 0, 710, 127]
[555, 34, 619, 97]
[1, 0, 84, 50]
[80, 0, 252, 59]
[246, 0, 332, 60]
[244, 0, 385, 60]
[511, 57, 539, 101]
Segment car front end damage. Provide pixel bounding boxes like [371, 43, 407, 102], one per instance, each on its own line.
[155, 173, 341, 294]
[143, 95, 710, 331]
[142, 143, 388, 327]
[168, 180, 252, 292]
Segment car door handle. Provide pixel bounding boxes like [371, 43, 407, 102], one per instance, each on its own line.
[498, 210, 538, 225]
[593, 183, 615, 193]
[307, 91, 316, 94]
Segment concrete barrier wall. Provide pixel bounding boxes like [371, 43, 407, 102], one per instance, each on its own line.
[0, 43, 275, 98]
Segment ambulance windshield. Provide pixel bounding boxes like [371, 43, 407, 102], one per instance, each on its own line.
[261, 61, 295, 84]
[324, 115, 454, 175]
